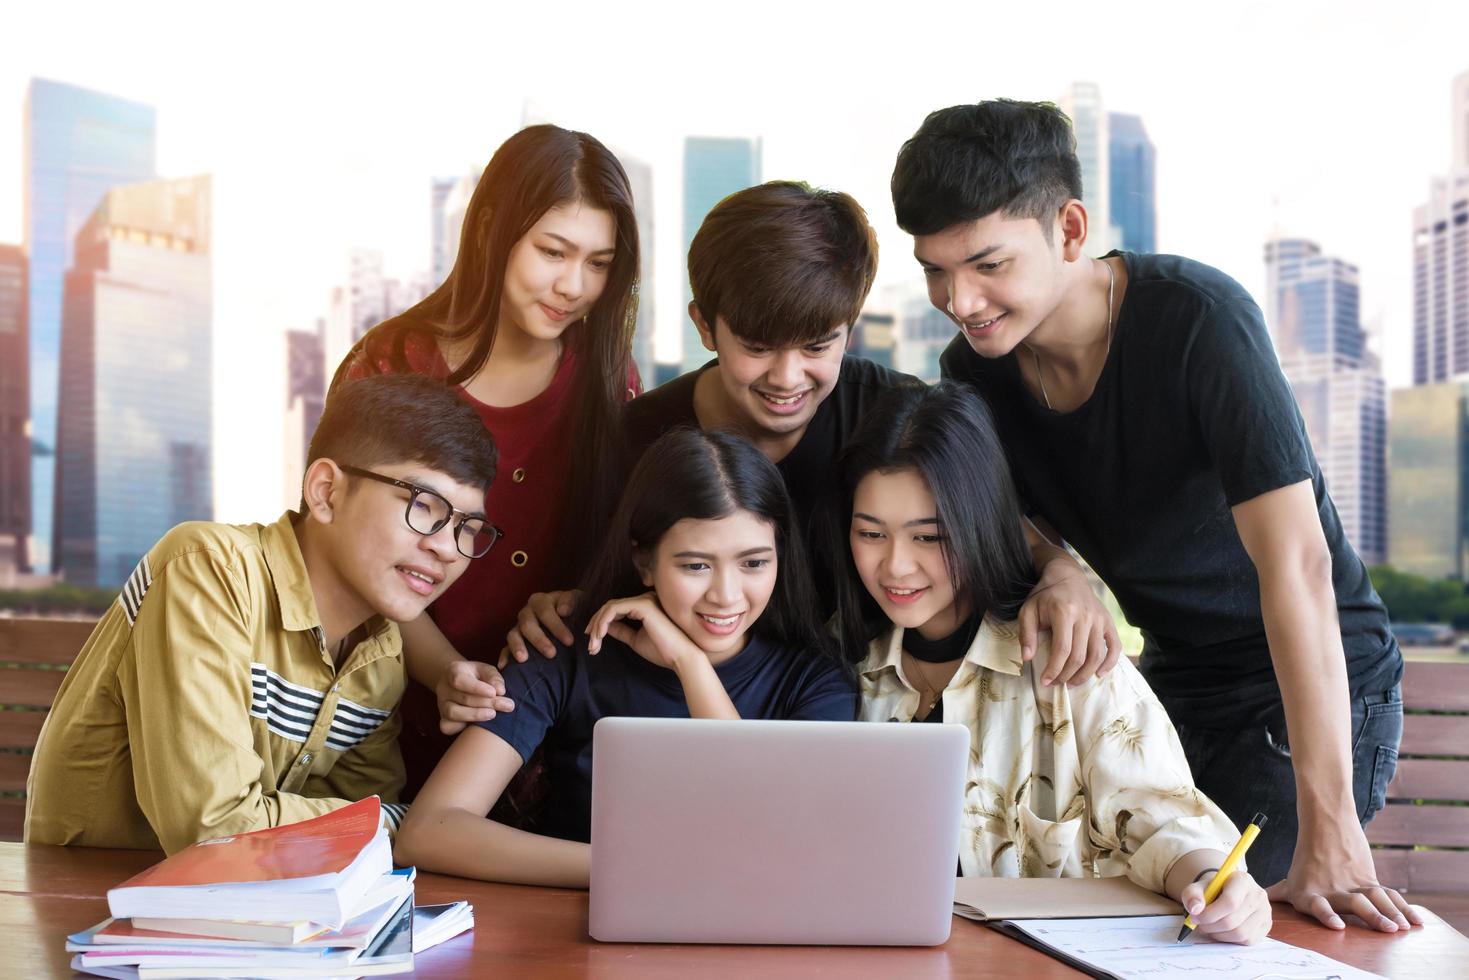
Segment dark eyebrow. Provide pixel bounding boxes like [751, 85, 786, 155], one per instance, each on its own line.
[544, 232, 615, 256]
[803, 330, 843, 346]
[672, 547, 776, 559]
[915, 244, 1003, 268]
[853, 512, 938, 528]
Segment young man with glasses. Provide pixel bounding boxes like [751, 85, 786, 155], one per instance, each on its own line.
[26, 374, 501, 854]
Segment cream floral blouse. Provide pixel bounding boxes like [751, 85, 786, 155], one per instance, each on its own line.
[858, 617, 1240, 895]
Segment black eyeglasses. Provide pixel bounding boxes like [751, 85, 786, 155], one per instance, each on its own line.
[341, 465, 503, 559]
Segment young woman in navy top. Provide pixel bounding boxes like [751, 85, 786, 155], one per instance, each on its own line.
[394, 428, 856, 886]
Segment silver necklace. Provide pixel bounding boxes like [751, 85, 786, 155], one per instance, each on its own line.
[1029, 258, 1116, 411]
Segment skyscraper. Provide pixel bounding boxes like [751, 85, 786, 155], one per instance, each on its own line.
[54, 176, 212, 588]
[0, 245, 28, 576]
[323, 248, 386, 372]
[24, 78, 156, 572]
[1388, 382, 1469, 578]
[896, 290, 953, 384]
[851, 311, 897, 370]
[1108, 112, 1156, 253]
[1285, 357, 1388, 565]
[1060, 83, 1118, 254]
[1412, 69, 1469, 386]
[1265, 237, 1385, 564]
[682, 137, 761, 371]
[284, 324, 326, 510]
[434, 171, 478, 290]
[430, 176, 459, 287]
[1265, 238, 1365, 364]
[622, 154, 657, 386]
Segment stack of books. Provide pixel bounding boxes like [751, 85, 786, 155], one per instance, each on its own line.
[66, 798, 473, 979]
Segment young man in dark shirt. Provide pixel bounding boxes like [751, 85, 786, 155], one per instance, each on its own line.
[504, 180, 1119, 686]
[890, 99, 1412, 931]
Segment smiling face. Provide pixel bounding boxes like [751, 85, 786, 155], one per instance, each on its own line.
[325, 461, 483, 625]
[696, 312, 848, 444]
[638, 508, 779, 660]
[499, 200, 617, 345]
[913, 210, 1070, 359]
[849, 467, 967, 641]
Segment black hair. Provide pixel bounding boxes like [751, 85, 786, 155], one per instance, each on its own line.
[891, 100, 1083, 239]
[307, 373, 496, 493]
[823, 381, 1035, 663]
[575, 427, 838, 664]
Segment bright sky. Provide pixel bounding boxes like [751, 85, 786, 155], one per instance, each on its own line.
[3, 0, 1467, 524]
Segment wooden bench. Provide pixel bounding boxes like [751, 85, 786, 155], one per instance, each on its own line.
[1369, 658, 1469, 931]
[0, 617, 97, 841]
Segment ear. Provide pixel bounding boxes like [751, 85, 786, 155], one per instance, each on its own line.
[689, 302, 718, 353]
[1057, 200, 1088, 262]
[301, 458, 345, 526]
[631, 543, 654, 588]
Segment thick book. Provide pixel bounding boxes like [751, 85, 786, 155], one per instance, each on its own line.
[106, 797, 391, 930]
[76, 870, 417, 952]
[71, 894, 415, 980]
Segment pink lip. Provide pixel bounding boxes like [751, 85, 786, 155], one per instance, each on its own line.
[695, 612, 744, 636]
[539, 302, 572, 322]
[754, 389, 811, 417]
[883, 587, 928, 606]
[396, 564, 440, 597]
[963, 313, 1006, 339]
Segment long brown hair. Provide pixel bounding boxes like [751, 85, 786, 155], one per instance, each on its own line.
[334, 124, 639, 579]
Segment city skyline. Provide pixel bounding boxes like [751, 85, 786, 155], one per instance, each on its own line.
[54, 174, 213, 587]
[2, 2, 1467, 531]
[22, 77, 156, 572]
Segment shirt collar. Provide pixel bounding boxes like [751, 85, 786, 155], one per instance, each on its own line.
[260, 512, 396, 671]
[260, 511, 322, 633]
[860, 615, 1024, 679]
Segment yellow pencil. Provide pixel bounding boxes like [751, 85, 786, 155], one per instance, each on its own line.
[1177, 812, 1268, 942]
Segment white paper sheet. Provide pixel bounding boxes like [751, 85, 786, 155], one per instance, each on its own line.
[1004, 915, 1385, 980]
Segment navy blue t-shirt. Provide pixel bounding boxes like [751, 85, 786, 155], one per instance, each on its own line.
[477, 633, 858, 843]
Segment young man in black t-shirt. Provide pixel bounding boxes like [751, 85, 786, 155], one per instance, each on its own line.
[890, 99, 1412, 931]
[505, 181, 1118, 681]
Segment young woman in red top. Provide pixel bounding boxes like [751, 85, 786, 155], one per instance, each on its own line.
[334, 124, 641, 799]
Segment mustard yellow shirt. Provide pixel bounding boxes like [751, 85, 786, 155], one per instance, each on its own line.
[858, 617, 1239, 894]
[26, 512, 408, 853]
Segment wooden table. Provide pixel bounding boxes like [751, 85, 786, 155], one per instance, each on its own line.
[5, 843, 1467, 978]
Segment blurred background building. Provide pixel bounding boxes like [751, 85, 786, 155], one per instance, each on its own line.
[23, 78, 156, 573]
[1265, 236, 1386, 565]
[53, 175, 212, 588]
[681, 136, 761, 371]
[0, 244, 27, 581]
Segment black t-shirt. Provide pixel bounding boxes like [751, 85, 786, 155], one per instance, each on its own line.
[940, 251, 1402, 727]
[622, 355, 913, 532]
[478, 633, 858, 843]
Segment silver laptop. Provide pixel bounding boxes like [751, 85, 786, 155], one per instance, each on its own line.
[589, 717, 968, 945]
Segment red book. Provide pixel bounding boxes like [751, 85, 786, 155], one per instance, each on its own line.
[107, 798, 391, 929]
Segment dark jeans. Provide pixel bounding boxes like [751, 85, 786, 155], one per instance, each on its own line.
[1174, 684, 1402, 887]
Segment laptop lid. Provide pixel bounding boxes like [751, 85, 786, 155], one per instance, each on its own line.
[589, 717, 968, 946]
